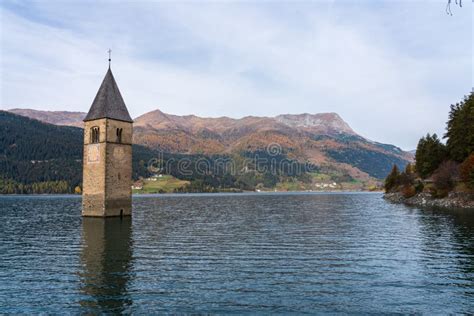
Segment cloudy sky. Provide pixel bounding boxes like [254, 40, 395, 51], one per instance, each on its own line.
[0, 0, 472, 150]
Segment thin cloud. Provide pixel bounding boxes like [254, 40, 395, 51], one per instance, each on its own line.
[0, 1, 471, 150]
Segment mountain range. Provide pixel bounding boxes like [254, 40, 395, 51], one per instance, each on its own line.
[7, 108, 412, 180]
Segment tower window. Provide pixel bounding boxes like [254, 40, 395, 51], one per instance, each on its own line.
[116, 128, 123, 143]
[90, 127, 100, 143]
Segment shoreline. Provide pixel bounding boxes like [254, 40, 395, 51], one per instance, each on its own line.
[0, 190, 383, 197]
[384, 192, 474, 210]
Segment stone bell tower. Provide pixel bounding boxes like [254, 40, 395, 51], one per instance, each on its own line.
[82, 65, 133, 217]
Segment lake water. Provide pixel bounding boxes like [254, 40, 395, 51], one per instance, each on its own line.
[0, 192, 473, 314]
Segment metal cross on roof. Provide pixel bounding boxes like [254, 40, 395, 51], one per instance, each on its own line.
[108, 49, 112, 68]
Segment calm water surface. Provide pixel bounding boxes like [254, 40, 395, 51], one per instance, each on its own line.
[0, 192, 473, 314]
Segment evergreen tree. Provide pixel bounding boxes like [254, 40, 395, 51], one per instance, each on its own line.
[384, 164, 400, 192]
[415, 133, 447, 178]
[445, 93, 474, 162]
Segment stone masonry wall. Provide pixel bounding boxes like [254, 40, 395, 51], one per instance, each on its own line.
[82, 118, 133, 217]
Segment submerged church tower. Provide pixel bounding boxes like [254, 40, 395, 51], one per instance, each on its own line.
[82, 65, 133, 217]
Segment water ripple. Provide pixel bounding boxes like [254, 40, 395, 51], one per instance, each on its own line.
[0, 193, 473, 314]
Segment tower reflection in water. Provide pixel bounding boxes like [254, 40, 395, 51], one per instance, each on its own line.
[79, 217, 133, 314]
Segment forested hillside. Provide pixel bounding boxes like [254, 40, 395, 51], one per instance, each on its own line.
[0, 111, 157, 193]
[0, 111, 83, 193]
[0, 111, 315, 193]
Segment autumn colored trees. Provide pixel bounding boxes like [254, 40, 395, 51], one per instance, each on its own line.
[385, 93, 474, 195]
[460, 153, 474, 189]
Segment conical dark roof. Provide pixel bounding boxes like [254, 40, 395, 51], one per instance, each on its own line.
[84, 68, 133, 122]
